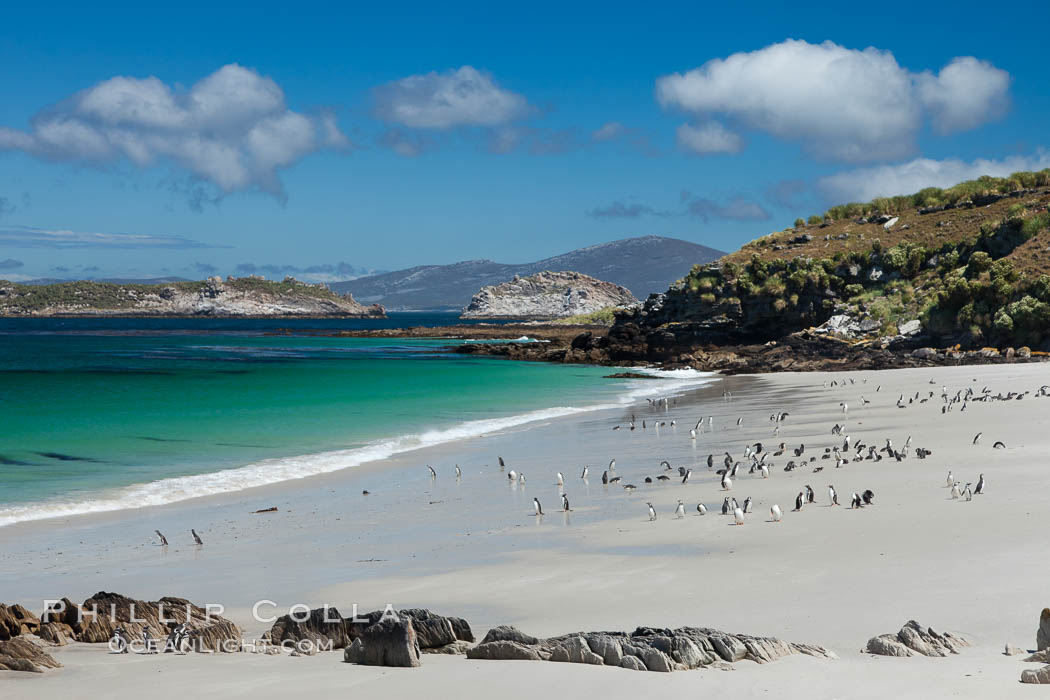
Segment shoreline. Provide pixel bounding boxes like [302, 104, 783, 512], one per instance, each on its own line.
[4, 363, 1050, 698]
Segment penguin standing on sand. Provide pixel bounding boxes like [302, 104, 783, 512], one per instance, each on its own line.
[975, 473, 985, 494]
[828, 485, 839, 506]
[696, 503, 707, 515]
[733, 507, 745, 525]
[682, 469, 692, 484]
[743, 496, 753, 514]
[850, 492, 863, 509]
[794, 492, 804, 512]
[721, 497, 730, 515]
[675, 500, 685, 519]
[770, 504, 782, 522]
[647, 503, 657, 521]
[533, 498, 543, 516]
[805, 485, 816, 504]
[950, 482, 961, 499]
[721, 472, 732, 491]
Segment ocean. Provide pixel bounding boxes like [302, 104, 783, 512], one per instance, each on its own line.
[0, 314, 710, 526]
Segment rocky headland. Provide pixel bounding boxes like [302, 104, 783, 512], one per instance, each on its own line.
[0, 276, 386, 317]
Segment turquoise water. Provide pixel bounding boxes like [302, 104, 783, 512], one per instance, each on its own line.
[0, 317, 689, 525]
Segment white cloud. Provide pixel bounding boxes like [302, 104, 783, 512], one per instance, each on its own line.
[916, 57, 1010, 133]
[0, 64, 348, 199]
[0, 225, 217, 249]
[818, 149, 1050, 202]
[656, 40, 1010, 162]
[676, 121, 743, 155]
[592, 122, 626, 141]
[373, 66, 530, 129]
[685, 195, 770, 222]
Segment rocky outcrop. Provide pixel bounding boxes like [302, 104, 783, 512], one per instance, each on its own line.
[265, 607, 472, 653]
[0, 276, 386, 317]
[461, 271, 638, 319]
[865, 621, 970, 657]
[343, 617, 421, 668]
[0, 637, 61, 673]
[465, 625, 835, 672]
[1038, 608, 1050, 651]
[0, 604, 40, 641]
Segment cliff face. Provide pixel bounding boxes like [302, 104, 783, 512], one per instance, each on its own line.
[460, 270, 638, 319]
[0, 276, 386, 317]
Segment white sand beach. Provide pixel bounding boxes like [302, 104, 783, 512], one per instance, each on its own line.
[3, 362, 1050, 698]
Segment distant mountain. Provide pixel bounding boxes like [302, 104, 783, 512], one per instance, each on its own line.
[21, 276, 191, 286]
[331, 236, 725, 311]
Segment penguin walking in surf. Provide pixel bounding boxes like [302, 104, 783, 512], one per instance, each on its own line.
[556, 472, 564, 486]
[191, 529, 203, 546]
[682, 469, 692, 484]
[561, 493, 571, 511]
[581, 466, 589, 479]
[427, 465, 437, 479]
[155, 530, 168, 546]
[533, 498, 544, 516]
[508, 469, 517, 482]
[455, 465, 462, 479]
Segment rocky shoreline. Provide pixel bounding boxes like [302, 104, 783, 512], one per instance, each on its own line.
[297, 323, 1047, 374]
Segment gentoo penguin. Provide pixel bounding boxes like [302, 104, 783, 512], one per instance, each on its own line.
[696, 503, 707, 515]
[794, 492, 804, 512]
[731, 497, 739, 512]
[455, 465, 462, 479]
[155, 530, 168, 546]
[975, 474, 985, 494]
[950, 482, 961, 499]
[828, 485, 839, 506]
[191, 529, 203, 546]
[518, 472, 525, 485]
[647, 503, 657, 521]
[742, 496, 753, 513]
[556, 472, 564, 485]
[533, 498, 543, 516]
[508, 469, 517, 481]
[760, 464, 769, 479]
[721, 472, 732, 491]
[850, 492, 863, 509]
[581, 466, 589, 479]
[770, 504, 782, 522]
[562, 493, 571, 511]
[733, 507, 745, 525]
[862, 489, 875, 505]
[721, 497, 730, 515]
[682, 469, 692, 484]
[675, 500, 685, 519]
[805, 485, 816, 504]
[427, 465, 437, 478]
[602, 470, 609, 485]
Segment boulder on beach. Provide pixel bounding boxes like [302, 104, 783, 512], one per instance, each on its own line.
[266, 607, 473, 654]
[466, 624, 835, 673]
[343, 617, 420, 668]
[865, 621, 970, 658]
[0, 637, 61, 673]
[77, 592, 242, 652]
[1038, 608, 1050, 651]
[0, 604, 40, 641]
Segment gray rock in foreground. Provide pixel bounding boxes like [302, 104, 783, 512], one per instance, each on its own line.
[0, 637, 62, 673]
[466, 625, 835, 672]
[865, 621, 970, 658]
[343, 617, 420, 668]
[1038, 608, 1050, 651]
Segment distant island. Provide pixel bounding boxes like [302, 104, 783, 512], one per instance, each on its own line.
[460, 270, 638, 320]
[331, 235, 725, 311]
[0, 276, 386, 318]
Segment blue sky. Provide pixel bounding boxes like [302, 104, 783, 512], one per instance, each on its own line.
[1, 0, 1048, 282]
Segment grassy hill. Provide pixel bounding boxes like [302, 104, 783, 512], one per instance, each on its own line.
[626, 170, 1050, 351]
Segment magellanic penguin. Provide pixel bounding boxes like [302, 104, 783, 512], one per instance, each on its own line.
[533, 498, 543, 516]
[946, 470, 953, 487]
[647, 503, 657, 521]
[675, 500, 685, 519]
[794, 492, 804, 512]
[733, 507, 745, 525]
[828, 485, 839, 506]
[696, 503, 707, 515]
[770, 504, 782, 522]
[950, 482, 961, 499]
